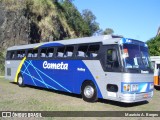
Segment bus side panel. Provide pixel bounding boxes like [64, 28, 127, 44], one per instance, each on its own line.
[72, 60, 103, 98]
[20, 60, 102, 96]
[83, 60, 122, 100]
[21, 60, 74, 93]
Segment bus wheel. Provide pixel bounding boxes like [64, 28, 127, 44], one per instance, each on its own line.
[81, 81, 97, 102]
[18, 74, 25, 87]
[155, 86, 160, 90]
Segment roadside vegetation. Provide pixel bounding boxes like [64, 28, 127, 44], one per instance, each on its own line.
[1, 0, 102, 42]
[0, 52, 5, 75]
[1, 0, 114, 44]
[146, 36, 160, 56]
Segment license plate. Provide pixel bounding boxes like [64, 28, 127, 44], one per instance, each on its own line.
[143, 94, 148, 98]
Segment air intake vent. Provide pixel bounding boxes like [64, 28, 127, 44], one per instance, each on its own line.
[7, 68, 11, 76]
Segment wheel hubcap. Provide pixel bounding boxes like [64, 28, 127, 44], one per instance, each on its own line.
[18, 77, 23, 85]
[84, 85, 94, 98]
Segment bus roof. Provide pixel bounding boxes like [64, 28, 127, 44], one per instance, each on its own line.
[7, 35, 142, 51]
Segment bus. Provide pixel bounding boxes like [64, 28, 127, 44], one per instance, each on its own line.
[5, 35, 154, 103]
[150, 56, 160, 89]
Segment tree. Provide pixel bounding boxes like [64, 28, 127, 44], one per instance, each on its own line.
[0, 52, 5, 74]
[146, 36, 160, 56]
[61, 2, 91, 37]
[57, 0, 74, 3]
[103, 28, 114, 35]
[82, 9, 100, 35]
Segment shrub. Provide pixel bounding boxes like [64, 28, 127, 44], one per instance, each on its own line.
[0, 52, 5, 75]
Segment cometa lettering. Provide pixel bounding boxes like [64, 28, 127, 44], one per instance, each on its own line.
[43, 61, 68, 70]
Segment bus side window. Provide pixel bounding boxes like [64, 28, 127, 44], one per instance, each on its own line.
[157, 64, 160, 69]
[40, 48, 47, 58]
[77, 45, 88, 57]
[21, 51, 25, 58]
[27, 50, 33, 58]
[64, 46, 74, 57]
[47, 48, 54, 58]
[56, 47, 65, 58]
[16, 50, 26, 59]
[10, 51, 15, 59]
[17, 51, 21, 58]
[6, 51, 11, 60]
[87, 45, 99, 58]
[106, 49, 119, 68]
[6, 51, 13, 60]
[27, 49, 38, 58]
[33, 50, 38, 58]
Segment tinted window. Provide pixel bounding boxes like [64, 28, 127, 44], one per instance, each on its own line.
[10, 51, 15, 59]
[56, 47, 65, 58]
[46, 48, 54, 58]
[40, 48, 47, 58]
[87, 45, 99, 58]
[106, 49, 119, 68]
[77, 45, 88, 57]
[17, 50, 25, 59]
[64, 46, 74, 57]
[27, 49, 38, 58]
[6, 51, 12, 60]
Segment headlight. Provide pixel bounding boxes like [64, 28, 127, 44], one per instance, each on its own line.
[131, 84, 138, 91]
[123, 84, 130, 92]
[123, 84, 138, 92]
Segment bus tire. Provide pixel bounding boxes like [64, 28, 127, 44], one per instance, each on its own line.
[155, 86, 160, 90]
[18, 74, 25, 87]
[81, 81, 97, 102]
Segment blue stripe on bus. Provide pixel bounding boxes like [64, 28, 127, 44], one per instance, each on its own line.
[40, 43, 63, 48]
[20, 60, 103, 98]
[121, 38, 146, 47]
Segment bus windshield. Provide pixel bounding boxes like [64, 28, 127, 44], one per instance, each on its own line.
[122, 44, 151, 69]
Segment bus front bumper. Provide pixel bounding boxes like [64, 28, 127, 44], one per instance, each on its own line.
[119, 91, 153, 103]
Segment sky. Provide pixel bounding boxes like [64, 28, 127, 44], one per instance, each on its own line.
[73, 0, 160, 42]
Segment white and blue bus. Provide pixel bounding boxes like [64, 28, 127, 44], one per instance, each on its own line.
[5, 35, 154, 103]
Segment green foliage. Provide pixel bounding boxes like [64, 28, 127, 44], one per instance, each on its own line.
[25, 0, 68, 41]
[82, 9, 100, 35]
[60, 1, 91, 37]
[1, 0, 26, 11]
[146, 36, 160, 56]
[103, 28, 114, 35]
[0, 52, 5, 75]
[2, 0, 100, 42]
[25, 0, 96, 40]
[26, 0, 55, 16]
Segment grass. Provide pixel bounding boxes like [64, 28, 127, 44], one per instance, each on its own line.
[1, 78, 160, 120]
[0, 78, 160, 112]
